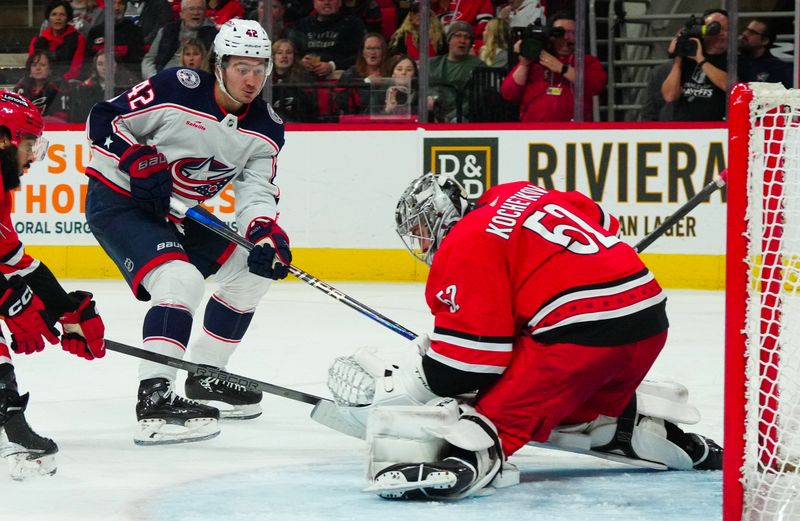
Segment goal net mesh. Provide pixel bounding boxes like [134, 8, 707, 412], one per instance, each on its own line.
[741, 83, 800, 520]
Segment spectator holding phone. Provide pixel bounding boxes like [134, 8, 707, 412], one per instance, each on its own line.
[500, 11, 605, 122]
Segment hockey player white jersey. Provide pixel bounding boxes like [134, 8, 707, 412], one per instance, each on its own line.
[85, 67, 285, 230]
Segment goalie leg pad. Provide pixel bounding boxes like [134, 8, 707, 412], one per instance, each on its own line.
[636, 380, 700, 425]
[366, 398, 459, 480]
[550, 394, 694, 470]
[589, 394, 693, 470]
[367, 400, 505, 500]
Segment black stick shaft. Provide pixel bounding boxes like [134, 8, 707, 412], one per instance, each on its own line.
[633, 176, 726, 253]
[105, 339, 326, 406]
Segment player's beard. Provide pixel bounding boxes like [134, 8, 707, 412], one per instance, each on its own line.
[0, 145, 22, 192]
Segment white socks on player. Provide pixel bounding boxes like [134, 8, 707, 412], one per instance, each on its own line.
[189, 333, 237, 369]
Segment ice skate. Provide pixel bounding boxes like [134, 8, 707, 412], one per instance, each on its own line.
[0, 406, 58, 480]
[135, 378, 220, 446]
[665, 422, 723, 470]
[185, 370, 262, 420]
[0, 364, 58, 480]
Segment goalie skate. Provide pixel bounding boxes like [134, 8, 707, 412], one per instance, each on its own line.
[185, 372, 262, 420]
[365, 457, 477, 500]
[135, 378, 220, 446]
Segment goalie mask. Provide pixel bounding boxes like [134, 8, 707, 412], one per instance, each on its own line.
[396, 173, 471, 266]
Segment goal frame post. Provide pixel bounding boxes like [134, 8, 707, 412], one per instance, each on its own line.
[723, 81, 751, 521]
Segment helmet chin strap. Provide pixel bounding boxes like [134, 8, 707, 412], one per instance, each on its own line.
[215, 58, 269, 107]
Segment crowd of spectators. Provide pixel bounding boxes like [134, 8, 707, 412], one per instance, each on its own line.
[6, 0, 796, 124]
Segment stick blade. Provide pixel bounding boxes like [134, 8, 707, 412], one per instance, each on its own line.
[310, 400, 366, 439]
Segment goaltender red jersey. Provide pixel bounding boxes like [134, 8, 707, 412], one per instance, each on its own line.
[425, 181, 668, 377]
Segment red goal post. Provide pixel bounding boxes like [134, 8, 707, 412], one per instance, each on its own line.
[726, 82, 800, 520]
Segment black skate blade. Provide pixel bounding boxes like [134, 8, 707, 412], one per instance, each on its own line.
[365, 467, 458, 499]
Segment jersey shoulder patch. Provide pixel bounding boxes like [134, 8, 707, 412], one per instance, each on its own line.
[175, 68, 202, 89]
[267, 103, 283, 125]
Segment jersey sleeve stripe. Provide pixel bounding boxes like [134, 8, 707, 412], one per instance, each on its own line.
[0, 258, 40, 278]
[431, 330, 513, 352]
[432, 326, 515, 344]
[426, 347, 507, 375]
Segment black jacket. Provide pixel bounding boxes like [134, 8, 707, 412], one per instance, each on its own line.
[288, 12, 366, 70]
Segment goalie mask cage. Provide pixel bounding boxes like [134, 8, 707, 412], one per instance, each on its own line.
[726, 83, 800, 521]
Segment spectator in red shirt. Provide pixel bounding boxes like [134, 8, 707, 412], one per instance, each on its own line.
[500, 11, 606, 122]
[29, 0, 87, 81]
[436, 0, 493, 42]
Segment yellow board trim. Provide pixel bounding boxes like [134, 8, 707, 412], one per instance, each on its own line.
[27, 246, 725, 289]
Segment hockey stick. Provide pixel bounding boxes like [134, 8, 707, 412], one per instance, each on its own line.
[170, 200, 418, 341]
[633, 169, 727, 253]
[104, 339, 364, 438]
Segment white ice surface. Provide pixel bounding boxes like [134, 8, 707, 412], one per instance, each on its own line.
[1, 281, 724, 520]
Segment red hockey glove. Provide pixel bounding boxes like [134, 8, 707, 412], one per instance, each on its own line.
[245, 217, 292, 280]
[59, 290, 106, 360]
[0, 276, 59, 355]
[119, 144, 172, 219]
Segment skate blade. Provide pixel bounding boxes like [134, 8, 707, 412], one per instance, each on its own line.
[191, 400, 262, 421]
[134, 417, 220, 446]
[4, 452, 57, 480]
[364, 469, 457, 498]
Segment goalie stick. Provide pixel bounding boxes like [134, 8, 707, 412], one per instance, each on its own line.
[170, 200, 418, 341]
[104, 339, 364, 438]
[633, 169, 727, 253]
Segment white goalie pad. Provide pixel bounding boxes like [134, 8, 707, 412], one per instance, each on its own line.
[366, 398, 460, 480]
[326, 345, 439, 439]
[543, 379, 701, 470]
[636, 380, 700, 425]
[366, 400, 513, 498]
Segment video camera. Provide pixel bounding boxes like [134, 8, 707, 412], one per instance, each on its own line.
[674, 15, 721, 57]
[511, 22, 566, 62]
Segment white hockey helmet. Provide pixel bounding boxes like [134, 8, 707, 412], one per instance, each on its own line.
[213, 19, 273, 102]
[395, 172, 471, 266]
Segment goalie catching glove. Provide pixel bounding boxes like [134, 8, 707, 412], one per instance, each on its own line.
[0, 276, 59, 354]
[58, 291, 105, 360]
[245, 217, 292, 280]
[327, 345, 439, 439]
[119, 144, 172, 219]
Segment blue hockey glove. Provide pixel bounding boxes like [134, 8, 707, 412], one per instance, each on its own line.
[246, 217, 292, 280]
[119, 144, 172, 219]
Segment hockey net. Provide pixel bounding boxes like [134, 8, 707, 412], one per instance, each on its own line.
[726, 83, 800, 521]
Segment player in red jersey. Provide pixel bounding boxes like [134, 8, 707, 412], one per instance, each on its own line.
[0, 90, 105, 480]
[328, 173, 722, 500]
